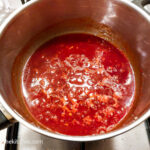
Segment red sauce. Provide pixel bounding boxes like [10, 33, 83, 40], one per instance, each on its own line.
[22, 33, 135, 136]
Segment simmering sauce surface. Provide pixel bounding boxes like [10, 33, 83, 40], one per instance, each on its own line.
[22, 34, 135, 135]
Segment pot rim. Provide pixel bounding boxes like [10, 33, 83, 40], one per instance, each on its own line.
[0, 0, 150, 142]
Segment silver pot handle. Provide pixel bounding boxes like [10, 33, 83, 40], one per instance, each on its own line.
[132, 0, 150, 15]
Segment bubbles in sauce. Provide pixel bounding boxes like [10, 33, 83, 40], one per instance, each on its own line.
[22, 33, 135, 135]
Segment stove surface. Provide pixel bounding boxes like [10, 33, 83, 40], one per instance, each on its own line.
[0, 122, 149, 150]
[17, 122, 150, 150]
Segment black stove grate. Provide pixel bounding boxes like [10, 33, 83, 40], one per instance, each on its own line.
[5, 123, 19, 150]
[21, 0, 30, 4]
[145, 118, 150, 142]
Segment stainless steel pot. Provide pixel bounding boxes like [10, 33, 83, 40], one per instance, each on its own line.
[0, 0, 150, 141]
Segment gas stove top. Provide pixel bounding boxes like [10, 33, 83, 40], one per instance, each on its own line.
[0, 0, 150, 150]
[0, 122, 150, 150]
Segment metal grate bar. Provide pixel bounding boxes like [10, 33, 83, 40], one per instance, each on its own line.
[21, 0, 30, 4]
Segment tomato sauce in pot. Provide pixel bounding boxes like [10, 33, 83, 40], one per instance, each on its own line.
[22, 33, 135, 136]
